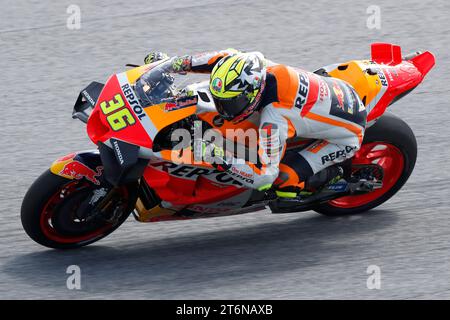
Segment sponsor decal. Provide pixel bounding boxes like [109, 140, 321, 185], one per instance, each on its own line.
[211, 77, 223, 92]
[231, 167, 252, 178]
[99, 94, 136, 131]
[347, 99, 354, 114]
[177, 96, 198, 108]
[321, 146, 358, 165]
[164, 96, 198, 111]
[253, 76, 261, 87]
[295, 72, 310, 110]
[332, 81, 345, 109]
[384, 68, 395, 82]
[164, 102, 178, 112]
[116, 72, 158, 140]
[376, 69, 388, 87]
[121, 83, 147, 120]
[59, 161, 103, 185]
[150, 161, 244, 186]
[342, 85, 354, 115]
[327, 182, 347, 191]
[82, 90, 96, 106]
[318, 79, 329, 102]
[112, 140, 124, 165]
[228, 167, 255, 184]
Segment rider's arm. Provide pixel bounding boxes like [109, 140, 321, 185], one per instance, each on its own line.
[168, 49, 277, 74]
[167, 48, 240, 73]
[217, 106, 295, 190]
[146, 49, 277, 74]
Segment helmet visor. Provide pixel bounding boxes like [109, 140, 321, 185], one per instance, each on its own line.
[213, 93, 250, 121]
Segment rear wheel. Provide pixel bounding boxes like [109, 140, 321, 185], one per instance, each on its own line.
[314, 112, 417, 216]
[21, 170, 138, 249]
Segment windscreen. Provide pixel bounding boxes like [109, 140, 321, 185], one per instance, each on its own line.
[134, 59, 208, 107]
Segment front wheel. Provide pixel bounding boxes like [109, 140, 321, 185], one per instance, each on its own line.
[21, 170, 138, 249]
[314, 112, 417, 216]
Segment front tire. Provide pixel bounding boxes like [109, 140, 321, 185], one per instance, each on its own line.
[21, 170, 137, 249]
[314, 112, 417, 216]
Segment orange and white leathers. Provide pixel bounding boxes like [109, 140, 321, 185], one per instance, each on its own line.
[172, 50, 367, 191]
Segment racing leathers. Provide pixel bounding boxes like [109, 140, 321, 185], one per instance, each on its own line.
[146, 49, 367, 195]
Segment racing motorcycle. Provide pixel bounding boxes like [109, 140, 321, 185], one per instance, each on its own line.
[21, 43, 435, 249]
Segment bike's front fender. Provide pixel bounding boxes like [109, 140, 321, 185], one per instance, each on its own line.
[50, 142, 149, 187]
[50, 150, 104, 185]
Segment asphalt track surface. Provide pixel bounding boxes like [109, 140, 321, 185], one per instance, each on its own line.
[1, 0, 449, 299]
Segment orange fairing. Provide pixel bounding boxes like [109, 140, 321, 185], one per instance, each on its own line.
[144, 103, 196, 131]
[125, 64, 153, 84]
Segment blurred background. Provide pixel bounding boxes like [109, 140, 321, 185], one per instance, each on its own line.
[0, 0, 449, 299]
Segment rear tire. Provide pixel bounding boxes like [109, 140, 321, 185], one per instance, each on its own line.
[314, 112, 417, 216]
[21, 170, 137, 249]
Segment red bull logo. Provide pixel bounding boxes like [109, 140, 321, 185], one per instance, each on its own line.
[58, 161, 103, 185]
[332, 82, 345, 109]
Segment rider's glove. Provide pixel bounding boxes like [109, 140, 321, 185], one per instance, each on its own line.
[194, 140, 231, 171]
[144, 51, 169, 64]
[170, 55, 192, 74]
[211, 145, 232, 172]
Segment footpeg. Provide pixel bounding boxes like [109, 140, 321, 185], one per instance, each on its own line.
[348, 179, 383, 194]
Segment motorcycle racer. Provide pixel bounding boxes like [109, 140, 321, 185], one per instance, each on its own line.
[143, 50, 367, 198]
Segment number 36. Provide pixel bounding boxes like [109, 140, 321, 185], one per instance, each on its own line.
[100, 94, 136, 131]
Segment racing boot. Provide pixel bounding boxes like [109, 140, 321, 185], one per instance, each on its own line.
[272, 165, 346, 212]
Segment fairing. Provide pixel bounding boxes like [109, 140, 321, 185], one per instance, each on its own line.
[324, 43, 435, 122]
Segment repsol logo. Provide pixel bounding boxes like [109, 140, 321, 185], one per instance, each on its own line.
[121, 83, 147, 120]
[295, 72, 309, 110]
[378, 70, 388, 87]
[321, 146, 357, 165]
[150, 161, 243, 186]
[372, 68, 388, 87]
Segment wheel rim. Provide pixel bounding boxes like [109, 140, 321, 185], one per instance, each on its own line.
[39, 180, 128, 244]
[329, 142, 405, 209]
